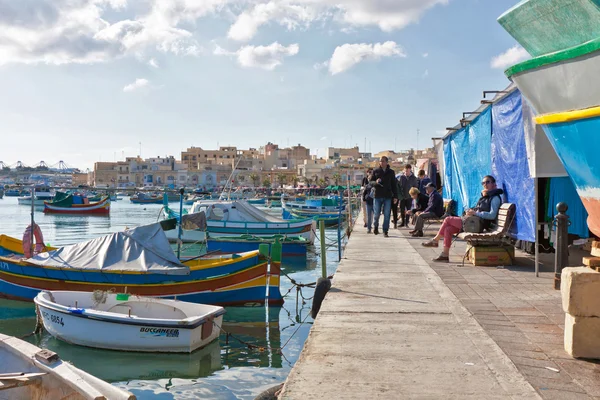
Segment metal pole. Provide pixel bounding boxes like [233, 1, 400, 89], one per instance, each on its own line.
[534, 178, 539, 277]
[320, 220, 326, 278]
[553, 202, 570, 290]
[30, 186, 35, 255]
[338, 194, 342, 261]
[177, 187, 185, 259]
[347, 174, 352, 227]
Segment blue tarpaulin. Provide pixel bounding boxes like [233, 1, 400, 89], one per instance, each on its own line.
[491, 90, 536, 242]
[547, 177, 589, 238]
[444, 108, 492, 214]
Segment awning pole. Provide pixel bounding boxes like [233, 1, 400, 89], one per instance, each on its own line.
[535, 177, 540, 277]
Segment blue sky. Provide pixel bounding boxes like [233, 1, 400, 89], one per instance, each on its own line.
[0, 0, 528, 170]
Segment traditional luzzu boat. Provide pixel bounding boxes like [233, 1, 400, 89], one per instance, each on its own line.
[499, 0, 600, 237]
[0, 223, 283, 306]
[207, 234, 309, 256]
[0, 333, 135, 399]
[163, 199, 316, 244]
[35, 291, 225, 353]
[43, 192, 110, 215]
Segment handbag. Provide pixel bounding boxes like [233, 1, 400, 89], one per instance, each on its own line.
[462, 216, 484, 233]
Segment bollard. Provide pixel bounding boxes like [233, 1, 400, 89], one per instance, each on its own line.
[553, 202, 570, 290]
[320, 219, 326, 278]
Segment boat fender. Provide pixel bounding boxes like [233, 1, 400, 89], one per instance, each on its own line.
[22, 224, 45, 258]
[311, 277, 331, 319]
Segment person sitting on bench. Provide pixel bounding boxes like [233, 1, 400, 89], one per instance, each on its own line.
[409, 183, 443, 237]
[421, 175, 504, 262]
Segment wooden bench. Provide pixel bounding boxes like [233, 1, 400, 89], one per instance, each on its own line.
[457, 203, 517, 267]
[423, 199, 456, 230]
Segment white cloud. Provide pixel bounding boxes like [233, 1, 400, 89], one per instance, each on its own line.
[422, 69, 429, 78]
[227, 0, 449, 41]
[215, 42, 299, 70]
[324, 41, 405, 75]
[123, 78, 149, 92]
[320, 136, 327, 140]
[148, 58, 159, 68]
[0, 0, 211, 66]
[422, 52, 429, 58]
[490, 45, 530, 69]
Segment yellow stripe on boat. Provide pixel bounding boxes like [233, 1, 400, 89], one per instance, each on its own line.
[535, 105, 600, 125]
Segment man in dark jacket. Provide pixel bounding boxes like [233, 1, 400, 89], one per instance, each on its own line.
[397, 164, 419, 227]
[370, 156, 398, 237]
[410, 183, 444, 237]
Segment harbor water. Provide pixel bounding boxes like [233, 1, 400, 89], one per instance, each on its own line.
[0, 196, 351, 399]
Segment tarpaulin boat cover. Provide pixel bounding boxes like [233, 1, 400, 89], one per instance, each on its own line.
[491, 90, 536, 242]
[26, 223, 190, 275]
[443, 108, 492, 214]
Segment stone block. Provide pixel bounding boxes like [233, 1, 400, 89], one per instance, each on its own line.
[561, 267, 600, 317]
[564, 313, 600, 359]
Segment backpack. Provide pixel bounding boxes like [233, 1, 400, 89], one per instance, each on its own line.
[462, 216, 484, 233]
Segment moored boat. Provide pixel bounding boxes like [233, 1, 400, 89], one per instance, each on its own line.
[4, 189, 22, 197]
[163, 200, 315, 244]
[35, 291, 225, 353]
[0, 332, 134, 399]
[499, 0, 600, 237]
[17, 186, 54, 206]
[207, 234, 309, 256]
[247, 198, 267, 205]
[130, 192, 163, 204]
[43, 193, 110, 215]
[0, 223, 283, 306]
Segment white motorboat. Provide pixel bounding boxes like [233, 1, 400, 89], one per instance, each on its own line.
[34, 291, 226, 353]
[0, 332, 134, 400]
[17, 186, 54, 206]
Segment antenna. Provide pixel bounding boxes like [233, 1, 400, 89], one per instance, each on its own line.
[416, 129, 420, 152]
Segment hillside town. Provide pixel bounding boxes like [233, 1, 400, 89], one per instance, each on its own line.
[0, 144, 437, 189]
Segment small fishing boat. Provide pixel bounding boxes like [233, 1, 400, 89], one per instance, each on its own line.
[35, 291, 225, 353]
[163, 200, 315, 244]
[282, 197, 345, 214]
[130, 193, 163, 204]
[17, 186, 54, 206]
[43, 193, 110, 215]
[268, 200, 282, 208]
[0, 222, 283, 306]
[207, 234, 309, 256]
[4, 189, 22, 197]
[0, 333, 134, 399]
[285, 209, 344, 226]
[247, 198, 267, 205]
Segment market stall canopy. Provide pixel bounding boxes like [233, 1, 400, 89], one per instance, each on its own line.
[27, 223, 190, 275]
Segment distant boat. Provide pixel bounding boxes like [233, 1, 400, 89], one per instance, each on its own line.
[130, 192, 163, 204]
[35, 291, 225, 353]
[4, 189, 21, 197]
[0, 333, 134, 399]
[17, 186, 54, 206]
[247, 198, 267, 205]
[43, 193, 110, 215]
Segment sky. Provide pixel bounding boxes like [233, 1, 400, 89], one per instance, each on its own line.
[0, 0, 530, 170]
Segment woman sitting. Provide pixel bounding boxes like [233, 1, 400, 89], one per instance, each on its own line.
[421, 175, 504, 262]
[406, 187, 429, 226]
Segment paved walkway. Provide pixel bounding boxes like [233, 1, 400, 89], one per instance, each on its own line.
[279, 215, 541, 399]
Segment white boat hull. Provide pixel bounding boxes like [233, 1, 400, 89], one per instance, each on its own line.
[17, 198, 49, 206]
[0, 333, 134, 400]
[35, 292, 225, 353]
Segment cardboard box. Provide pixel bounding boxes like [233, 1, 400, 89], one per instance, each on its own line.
[468, 245, 514, 267]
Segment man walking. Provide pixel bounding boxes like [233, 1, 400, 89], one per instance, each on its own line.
[371, 156, 398, 237]
[398, 164, 418, 227]
[410, 183, 444, 237]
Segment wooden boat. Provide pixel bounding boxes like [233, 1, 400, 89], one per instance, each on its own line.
[500, 0, 600, 237]
[4, 189, 22, 197]
[35, 291, 225, 353]
[43, 193, 110, 215]
[163, 200, 315, 244]
[130, 193, 163, 204]
[207, 235, 309, 256]
[247, 198, 267, 205]
[17, 186, 53, 206]
[282, 197, 345, 214]
[0, 223, 283, 306]
[0, 332, 134, 399]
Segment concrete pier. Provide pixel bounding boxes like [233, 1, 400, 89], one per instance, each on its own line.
[279, 220, 541, 399]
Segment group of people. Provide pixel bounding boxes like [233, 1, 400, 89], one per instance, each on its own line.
[361, 157, 504, 263]
[361, 157, 443, 238]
